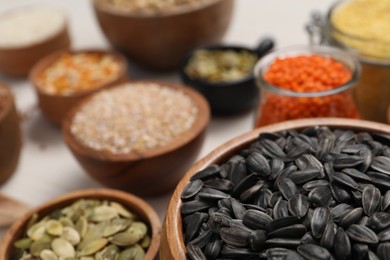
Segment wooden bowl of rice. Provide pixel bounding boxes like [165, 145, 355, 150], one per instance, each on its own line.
[0, 6, 71, 77]
[92, 0, 234, 70]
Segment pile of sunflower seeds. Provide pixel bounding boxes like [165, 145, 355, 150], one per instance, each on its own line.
[13, 199, 150, 260]
[181, 126, 390, 259]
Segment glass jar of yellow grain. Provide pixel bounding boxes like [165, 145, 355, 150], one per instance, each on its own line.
[323, 0, 390, 123]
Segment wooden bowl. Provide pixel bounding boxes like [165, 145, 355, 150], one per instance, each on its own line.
[62, 80, 210, 196]
[92, 0, 234, 70]
[0, 8, 71, 77]
[160, 118, 390, 259]
[0, 189, 161, 259]
[0, 83, 22, 185]
[30, 49, 129, 125]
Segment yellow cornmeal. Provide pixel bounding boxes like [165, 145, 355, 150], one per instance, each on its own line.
[330, 0, 390, 60]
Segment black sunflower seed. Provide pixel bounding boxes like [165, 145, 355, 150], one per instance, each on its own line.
[297, 244, 333, 260]
[181, 179, 203, 200]
[334, 227, 351, 260]
[362, 185, 381, 216]
[346, 224, 379, 244]
[371, 156, 390, 175]
[311, 207, 331, 239]
[191, 164, 220, 181]
[288, 194, 309, 218]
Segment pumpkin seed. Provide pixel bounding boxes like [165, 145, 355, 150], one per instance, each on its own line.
[89, 205, 118, 222]
[51, 238, 75, 258]
[40, 249, 57, 260]
[45, 220, 63, 236]
[77, 238, 108, 257]
[61, 227, 80, 245]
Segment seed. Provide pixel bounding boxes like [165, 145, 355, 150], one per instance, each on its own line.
[320, 222, 336, 251]
[278, 178, 299, 200]
[334, 227, 351, 260]
[249, 230, 266, 251]
[377, 242, 390, 260]
[339, 207, 364, 228]
[346, 224, 379, 244]
[204, 237, 223, 259]
[61, 227, 81, 245]
[362, 185, 381, 216]
[297, 244, 332, 260]
[367, 212, 390, 231]
[191, 165, 220, 181]
[242, 209, 272, 230]
[267, 224, 306, 238]
[288, 168, 321, 185]
[40, 249, 57, 260]
[187, 243, 207, 260]
[246, 152, 270, 177]
[51, 238, 75, 258]
[78, 238, 108, 256]
[371, 156, 390, 175]
[308, 187, 333, 207]
[311, 207, 331, 239]
[220, 227, 250, 247]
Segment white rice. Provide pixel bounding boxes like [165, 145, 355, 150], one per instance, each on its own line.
[0, 7, 66, 48]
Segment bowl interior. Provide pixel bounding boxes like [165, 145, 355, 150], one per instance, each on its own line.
[163, 118, 390, 259]
[62, 80, 210, 162]
[1, 189, 161, 259]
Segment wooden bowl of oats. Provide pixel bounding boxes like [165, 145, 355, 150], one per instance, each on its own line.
[92, 0, 234, 70]
[0, 6, 71, 77]
[62, 80, 210, 196]
[0, 83, 22, 185]
[30, 49, 128, 125]
[0, 189, 161, 259]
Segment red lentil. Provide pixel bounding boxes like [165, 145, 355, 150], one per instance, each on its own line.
[255, 54, 360, 127]
[37, 53, 121, 96]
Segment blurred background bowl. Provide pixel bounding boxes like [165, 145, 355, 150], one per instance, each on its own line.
[30, 49, 128, 125]
[160, 118, 390, 259]
[180, 39, 274, 115]
[92, 0, 234, 70]
[62, 81, 210, 196]
[0, 7, 71, 77]
[0, 83, 22, 185]
[0, 189, 161, 259]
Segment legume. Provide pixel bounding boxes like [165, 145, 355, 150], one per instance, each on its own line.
[98, 0, 211, 12]
[330, 0, 390, 59]
[71, 82, 198, 154]
[0, 7, 65, 48]
[185, 50, 257, 83]
[37, 53, 121, 96]
[13, 199, 150, 259]
[255, 54, 359, 127]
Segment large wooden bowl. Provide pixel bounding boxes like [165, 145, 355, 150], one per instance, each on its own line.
[63, 81, 210, 196]
[30, 49, 128, 125]
[160, 118, 390, 259]
[0, 189, 161, 259]
[0, 83, 22, 185]
[92, 0, 234, 70]
[0, 8, 70, 77]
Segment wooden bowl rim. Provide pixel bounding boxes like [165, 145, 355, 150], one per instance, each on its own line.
[0, 6, 68, 51]
[29, 48, 129, 98]
[92, 0, 225, 18]
[0, 83, 14, 122]
[62, 80, 210, 161]
[163, 118, 390, 259]
[0, 188, 161, 260]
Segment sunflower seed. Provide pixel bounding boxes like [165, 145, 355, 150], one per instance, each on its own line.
[255, 189, 272, 209]
[187, 243, 206, 260]
[382, 190, 390, 211]
[220, 245, 257, 258]
[332, 172, 359, 190]
[339, 207, 364, 228]
[243, 209, 272, 230]
[346, 224, 378, 244]
[273, 198, 289, 219]
[311, 207, 331, 239]
[269, 158, 285, 180]
[309, 187, 333, 208]
[230, 198, 246, 220]
[303, 180, 329, 191]
[220, 227, 250, 247]
[249, 230, 266, 251]
[376, 242, 390, 260]
[297, 244, 333, 260]
[203, 179, 233, 192]
[368, 212, 390, 231]
[331, 203, 353, 222]
[231, 173, 258, 197]
[320, 222, 336, 251]
[352, 243, 368, 260]
[184, 212, 208, 243]
[334, 227, 351, 260]
[371, 156, 390, 175]
[182, 179, 203, 200]
[198, 188, 230, 201]
[288, 194, 309, 218]
[342, 168, 371, 182]
[246, 152, 270, 177]
[362, 185, 381, 216]
[268, 224, 306, 238]
[278, 178, 299, 200]
[191, 164, 220, 181]
[378, 227, 390, 242]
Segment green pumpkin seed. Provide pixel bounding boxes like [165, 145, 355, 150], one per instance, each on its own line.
[80, 257, 95, 260]
[29, 240, 51, 257]
[128, 222, 148, 239]
[96, 244, 119, 260]
[89, 205, 118, 222]
[46, 220, 63, 236]
[77, 222, 105, 250]
[26, 214, 39, 231]
[28, 224, 46, 241]
[77, 238, 108, 257]
[103, 218, 132, 237]
[14, 238, 32, 249]
[19, 254, 35, 260]
[59, 217, 74, 228]
[61, 227, 80, 245]
[51, 238, 75, 258]
[109, 230, 142, 246]
[140, 235, 151, 249]
[118, 245, 145, 260]
[110, 202, 135, 219]
[75, 216, 88, 238]
[40, 249, 58, 260]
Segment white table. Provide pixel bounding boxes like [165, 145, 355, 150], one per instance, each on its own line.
[0, 0, 335, 238]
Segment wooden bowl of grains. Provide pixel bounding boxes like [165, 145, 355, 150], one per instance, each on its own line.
[161, 118, 390, 259]
[0, 6, 71, 77]
[30, 49, 128, 125]
[0, 189, 161, 260]
[62, 80, 210, 196]
[92, 0, 234, 70]
[0, 83, 22, 185]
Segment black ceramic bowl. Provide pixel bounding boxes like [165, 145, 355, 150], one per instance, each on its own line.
[180, 39, 274, 115]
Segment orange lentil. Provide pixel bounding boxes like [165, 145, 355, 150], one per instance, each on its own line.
[255, 54, 360, 126]
[37, 53, 121, 96]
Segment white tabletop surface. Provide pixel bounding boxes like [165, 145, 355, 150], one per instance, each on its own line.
[0, 0, 336, 238]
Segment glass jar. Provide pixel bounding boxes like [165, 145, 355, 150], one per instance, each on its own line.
[316, 0, 390, 123]
[254, 45, 360, 127]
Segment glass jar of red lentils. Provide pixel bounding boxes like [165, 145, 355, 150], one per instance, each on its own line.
[254, 45, 360, 127]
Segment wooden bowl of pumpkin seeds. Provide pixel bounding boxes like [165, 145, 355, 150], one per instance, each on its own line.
[161, 118, 390, 259]
[0, 188, 161, 260]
